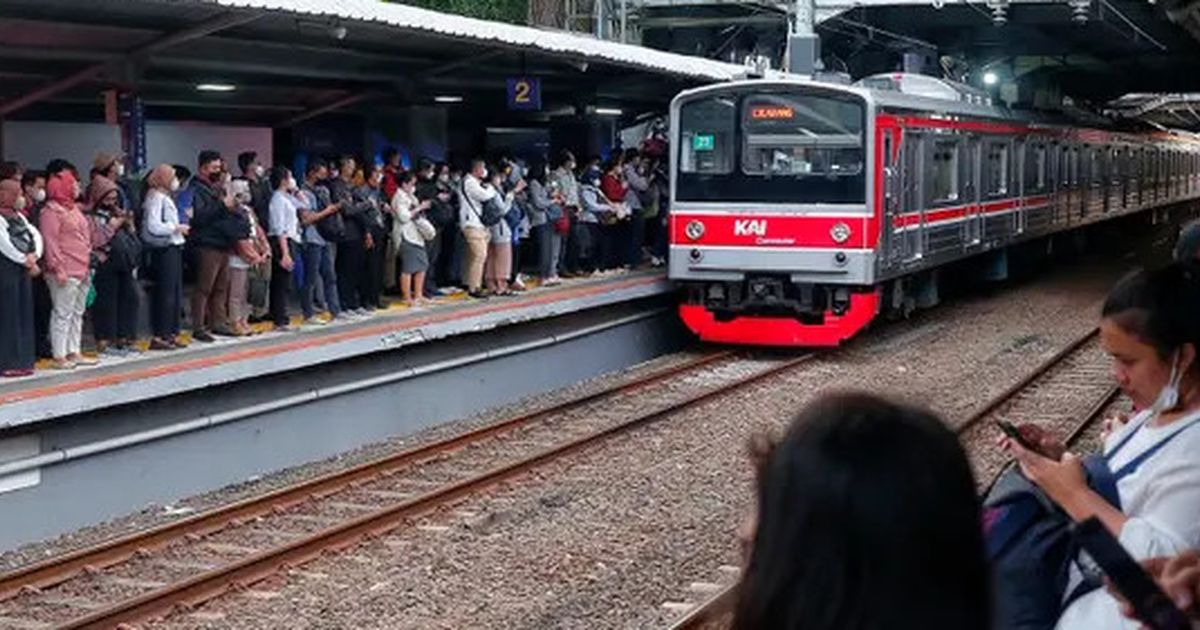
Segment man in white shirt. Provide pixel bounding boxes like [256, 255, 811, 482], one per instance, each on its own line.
[456, 158, 496, 298]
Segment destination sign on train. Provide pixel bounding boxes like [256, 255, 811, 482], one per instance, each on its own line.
[750, 106, 795, 120]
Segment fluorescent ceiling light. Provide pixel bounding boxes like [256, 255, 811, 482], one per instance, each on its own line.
[434, 95, 464, 103]
[594, 107, 623, 116]
[982, 71, 998, 86]
[196, 83, 236, 92]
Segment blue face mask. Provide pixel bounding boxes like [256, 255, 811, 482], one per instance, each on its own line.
[1151, 351, 1185, 415]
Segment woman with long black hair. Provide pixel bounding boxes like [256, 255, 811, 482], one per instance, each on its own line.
[734, 393, 990, 630]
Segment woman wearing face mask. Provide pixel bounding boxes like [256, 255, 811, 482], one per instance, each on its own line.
[142, 164, 189, 350]
[1000, 261, 1200, 630]
[0, 180, 43, 377]
[38, 171, 94, 369]
[354, 165, 388, 310]
[86, 176, 141, 356]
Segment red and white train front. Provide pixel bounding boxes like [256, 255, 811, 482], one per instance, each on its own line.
[669, 80, 880, 347]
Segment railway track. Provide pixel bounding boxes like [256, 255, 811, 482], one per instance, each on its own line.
[664, 327, 1121, 630]
[0, 350, 821, 629]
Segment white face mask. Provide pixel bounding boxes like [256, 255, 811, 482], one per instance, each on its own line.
[254, 165, 265, 178]
[286, 177, 297, 191]
[169, 178, 181, 192]
[330, 169, 340, 179]
[115, 163, 126, 178]
[33, 188, 46, 203]
[1152, 352, 1186, 415]
[14, 196, 27, 211]
[73, 183, 82, 199]
[480, 168, 489, 179]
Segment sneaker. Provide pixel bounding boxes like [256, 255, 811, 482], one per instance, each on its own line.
[544, 276, 562, 287]
[193, 330, 216, 343]
[355, 307, 371, 317]
[512, 276, 528, 291]
[650, 256, 665, 267]
[302, 317, 328, 327]
[437, 287, 459, 296]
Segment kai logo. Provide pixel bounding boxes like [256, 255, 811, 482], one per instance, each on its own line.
[734, 219, 767, 237]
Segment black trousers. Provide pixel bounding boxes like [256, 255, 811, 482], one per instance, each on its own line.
[336, 238, 366, 311]
[33, 274, 51, 358]
[423, 227, 443, 293]
[0, 259, 35, 371]
[361, 229, 386, 309]
[92, 258, 140, 343]
[270, 239, 296, 327]
[149, 245, 183, 340]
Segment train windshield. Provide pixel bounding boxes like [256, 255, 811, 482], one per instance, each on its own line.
[677, 89, 867, 205]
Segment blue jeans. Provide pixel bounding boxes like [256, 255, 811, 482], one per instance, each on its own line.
[302, 242, 340, 319]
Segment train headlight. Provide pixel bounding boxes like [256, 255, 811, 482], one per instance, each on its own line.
[830, 222, 852, 244]
[685, 220, 705, 241]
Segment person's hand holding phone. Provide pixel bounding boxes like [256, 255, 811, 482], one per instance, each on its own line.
[996, 422, 1067, 461]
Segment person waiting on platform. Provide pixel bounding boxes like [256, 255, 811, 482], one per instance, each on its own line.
[90, 152, 130, 210]
[390, 172, 433, 307]
[296, 159, 343, 326]
[622, 149, 652, 268]
[457, 158, 496, 299]
[579, 167, 619, 273]
[485, 167, 524, 296]
[526, 161, 563, 286]
[997, 262, 1200, 630]
[354, 164, 388, 311]
[188, 150, 242, 342]
[732, 393, 990, 630]
[266, 166, 300, 332]
[551, 151, 582, 278]
[329, 156, 372, 318]
[600, 157, 631, 271]
[0, 179, 43, 377]
[85, 173, 141, 357]
[226, 180, 268, 337]
[21, 170, 51, 360]
[39, 170, 94, 369]
[141, 164, 189, 350]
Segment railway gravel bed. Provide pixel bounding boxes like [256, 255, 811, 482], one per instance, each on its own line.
[0, 351, 714, 576]
[142, 260, 1129, 629]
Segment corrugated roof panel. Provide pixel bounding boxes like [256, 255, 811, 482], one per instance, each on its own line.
[156, 0, 749, 81]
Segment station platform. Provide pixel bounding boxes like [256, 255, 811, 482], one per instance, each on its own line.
[0, 268, 684, 549]
[0, 270, 672, 430]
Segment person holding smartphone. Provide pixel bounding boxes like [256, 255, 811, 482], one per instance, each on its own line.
[1000, 262, 1200, 630]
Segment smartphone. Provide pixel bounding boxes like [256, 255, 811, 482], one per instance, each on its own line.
[1073, 517, 1192, 630]
[994, 420, 1038, 452]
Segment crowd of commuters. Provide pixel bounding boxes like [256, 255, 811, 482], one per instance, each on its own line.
[734, 252, 1200, 630]
[0, 143, 669, 377]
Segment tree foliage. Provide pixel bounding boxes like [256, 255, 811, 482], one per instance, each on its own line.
[393, 0, 529, 25]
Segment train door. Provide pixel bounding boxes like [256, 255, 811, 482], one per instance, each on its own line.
[964, 134, 982, 246]
[1014, 138, 1027, 235]
[882, 128, 907, 266]
[901, 129, 924, 262]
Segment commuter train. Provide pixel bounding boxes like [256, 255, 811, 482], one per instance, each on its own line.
[668, 72, 1200, 346]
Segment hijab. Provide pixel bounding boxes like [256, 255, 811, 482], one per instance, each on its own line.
[46, 171, 79, 209]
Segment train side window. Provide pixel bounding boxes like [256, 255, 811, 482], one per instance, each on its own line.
[985, 141, 1009, 196]
[1031, 143, 1047, 192]
[929, 139, 959, 204]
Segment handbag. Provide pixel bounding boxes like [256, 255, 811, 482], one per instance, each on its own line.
[554, 211, 571, 236]
[6, 215, 35, 254]
[415, 217, 437, 241]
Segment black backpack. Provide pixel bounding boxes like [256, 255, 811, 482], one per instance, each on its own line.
[107, 229, 143, 272]
[462, 180, 503, 227]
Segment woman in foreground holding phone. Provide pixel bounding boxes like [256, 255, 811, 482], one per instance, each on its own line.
[1002, 262, 1200, 629]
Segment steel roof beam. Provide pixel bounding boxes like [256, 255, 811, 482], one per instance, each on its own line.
[0, 10, 261, 117]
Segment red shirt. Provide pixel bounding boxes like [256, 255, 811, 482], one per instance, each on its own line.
[382, 166, 401, 203]
[601, 172, 626, 204]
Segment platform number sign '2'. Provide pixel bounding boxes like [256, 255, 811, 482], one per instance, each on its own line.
[507, 77, 541, 111]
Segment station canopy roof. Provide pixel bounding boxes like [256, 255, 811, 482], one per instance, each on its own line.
[0, 0, 752, 126]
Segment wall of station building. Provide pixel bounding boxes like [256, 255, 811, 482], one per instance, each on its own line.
[3, 120, 273, 175]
